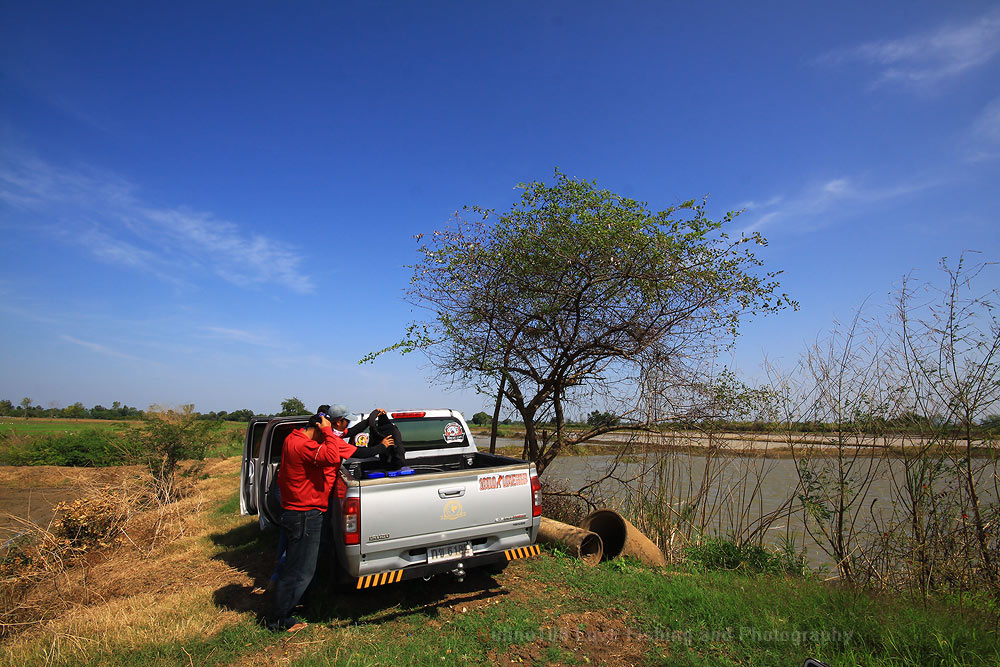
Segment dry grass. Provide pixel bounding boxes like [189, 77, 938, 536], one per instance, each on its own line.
[1, 589, 245, 666]
[0, 465, 143, 489]
[0, 458, 253, 665]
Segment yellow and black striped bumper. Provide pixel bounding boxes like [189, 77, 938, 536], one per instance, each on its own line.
[356, 568, 404, 589]
[504, 544, 541, 561]
[354, 545, 540, 589]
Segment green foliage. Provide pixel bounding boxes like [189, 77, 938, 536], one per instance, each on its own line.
[374, 170, 794, 473]
[585, 410, 619, 427]
[981, 414, 1000, 432]
[0, 399, 143, 420]
[0, 428, 134, 466]
[126, 405, 221, 499]
[61, 402, 89, 418]
[279, 396, 306, 416]
[470, 411, 492, 425]
[226, 408, 255, 422]
[684, 537, 796, 574]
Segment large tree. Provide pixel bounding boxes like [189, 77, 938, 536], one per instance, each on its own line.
[370, 172, 793, 473]
[279, 396, 307, 417]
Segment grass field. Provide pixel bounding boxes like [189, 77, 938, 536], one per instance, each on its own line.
[0, 419, 130, 436]
[0, 418, 247, 437]
[1, 458, 997, 666]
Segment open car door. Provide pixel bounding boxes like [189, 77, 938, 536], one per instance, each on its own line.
[239, 417, 269, 516]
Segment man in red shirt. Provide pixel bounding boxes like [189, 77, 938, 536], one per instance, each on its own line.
[269, 409, 394, 632]
[269, 413, 344, 632]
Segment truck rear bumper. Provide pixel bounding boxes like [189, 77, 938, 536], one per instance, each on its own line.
[354, 544, 541, 590]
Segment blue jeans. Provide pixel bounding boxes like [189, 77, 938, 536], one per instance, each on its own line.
[270, 529, 288, 583]
[272, 508, 325, 624]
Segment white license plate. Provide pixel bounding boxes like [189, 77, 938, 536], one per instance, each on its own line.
[427, 541, 471, 564]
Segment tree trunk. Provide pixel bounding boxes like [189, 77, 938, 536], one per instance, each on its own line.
[489, 375, 506, 455]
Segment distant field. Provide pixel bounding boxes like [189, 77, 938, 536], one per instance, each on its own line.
[0, 418, 247, 437]
[0, 419, 128, 436]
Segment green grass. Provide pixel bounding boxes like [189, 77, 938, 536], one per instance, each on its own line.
[0, 419, 245, 437]
[203, 528, 998, 666]
[70, 622, 278, 667]
[6, 477, 996, 666]
[0, 418, 129, 436]
[0, 420, 245, 465]
[519, 553, 1000, 666]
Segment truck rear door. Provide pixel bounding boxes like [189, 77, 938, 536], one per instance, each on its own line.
[239, 417, 269, 516]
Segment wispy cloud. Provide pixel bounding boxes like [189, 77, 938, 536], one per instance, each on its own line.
[817, 8, 1000, 90]
[0, 153, 315, 293]
[975, 96, 1000, 143]
[202, 326, 277, 347]
[60, 334, 142, 361]
[736, 195, 784, 212]
[737, 175, 939, 234]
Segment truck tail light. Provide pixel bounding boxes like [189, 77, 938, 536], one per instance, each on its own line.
[390, 411, 425, 419]
[530, 473, 542, 517]
[343, 497, 360, 544]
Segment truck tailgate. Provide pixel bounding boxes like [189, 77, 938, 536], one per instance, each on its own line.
[358, 465, 533, 557]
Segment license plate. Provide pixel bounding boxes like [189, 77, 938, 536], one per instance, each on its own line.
[427, 541, 471, 564]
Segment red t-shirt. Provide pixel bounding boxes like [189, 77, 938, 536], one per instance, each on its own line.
[278, 425, 347, 512]
[327, 436, 358, 499]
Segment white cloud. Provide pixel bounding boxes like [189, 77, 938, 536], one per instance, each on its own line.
[821, 179, 852, 195]
[818, 8, 1000, 90]
[202, 326, 277, 347]
[974, 96, 1000, 143]
[60, 334, 142, 361]
[957, 96, 1000, 162]
[0, 153, 315, 294]
[737, 175, 938, 234]
[737, 195, 784, 212]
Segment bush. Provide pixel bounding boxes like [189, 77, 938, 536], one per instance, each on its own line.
[0, 429, 134, 467]
[124, 406, 222, 500]
[471, 411, 492, 426]
[54, 492, 128, 554]
[684, 537, 794, 574]
[586, 410, 619, 427]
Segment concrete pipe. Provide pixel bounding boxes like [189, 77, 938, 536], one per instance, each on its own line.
[537, 517, 604, 565]
[579, 509, 667, 567]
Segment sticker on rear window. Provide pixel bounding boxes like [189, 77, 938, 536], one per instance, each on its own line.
[443, 422, 464, 443]
[355, 433, 369, 447]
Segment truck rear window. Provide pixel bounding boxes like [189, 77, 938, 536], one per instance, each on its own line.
[392, 417, 469, 451]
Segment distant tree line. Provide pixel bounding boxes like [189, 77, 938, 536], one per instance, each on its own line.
[0, 398, 265, 422]
[467, 408, 1000, 436]
[8, 396, 995, 434]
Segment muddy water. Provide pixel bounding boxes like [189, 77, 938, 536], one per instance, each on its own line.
[0, 486, 82, 547]
[523, 445, 999, 569]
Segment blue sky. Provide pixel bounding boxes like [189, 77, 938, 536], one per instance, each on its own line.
[1, 1, 998, 417]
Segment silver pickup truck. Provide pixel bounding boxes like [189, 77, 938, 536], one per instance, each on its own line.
[240, 409, 541, 590]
